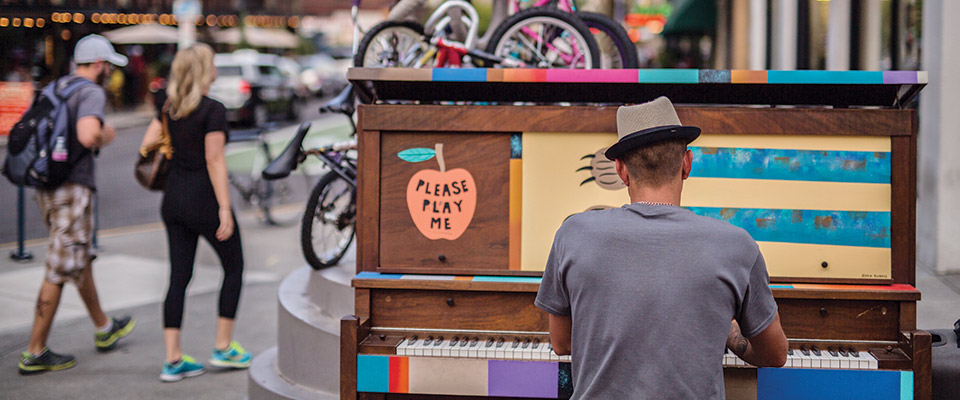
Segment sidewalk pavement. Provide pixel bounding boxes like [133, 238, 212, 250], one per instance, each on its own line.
[0, 206, 312, 399]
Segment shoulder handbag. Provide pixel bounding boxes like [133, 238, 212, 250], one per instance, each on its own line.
[135, 104, 173, 191]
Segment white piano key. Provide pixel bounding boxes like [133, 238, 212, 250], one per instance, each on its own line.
[822, 349, 841, 369]
[809, 348, 823, 368]
[480, 339, 495, 359]
[838, 350, 851, 369]
[438, 339, 454, 357]
[560, 355, 572, 362]
[494, 340, 507, 359]
[467, 338, 480, 358]
[457, 338, 470, 358]
[864, 352, 879, 369]
[798, 349, 812, 368]
[431, 338, 445, 357]
[508, 340, 521, 360]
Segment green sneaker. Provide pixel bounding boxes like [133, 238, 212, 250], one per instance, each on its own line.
[18, 348, 76, 375]
[160, 355, 205, 382]
[95, 316, 135, 351]
[209, 341, 252, 368]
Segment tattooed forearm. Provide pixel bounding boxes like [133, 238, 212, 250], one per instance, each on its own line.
[727, 320, 749, 358]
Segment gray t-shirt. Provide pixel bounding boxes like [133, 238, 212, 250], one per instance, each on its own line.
[59, 75, 105, 190]
[535, 203, 778, 399]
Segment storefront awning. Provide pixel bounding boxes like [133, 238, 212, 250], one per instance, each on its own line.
[102, 24, 180, 44]
[212, 26, 299, 49]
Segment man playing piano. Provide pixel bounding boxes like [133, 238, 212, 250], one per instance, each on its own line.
[536, 97, 788, 399]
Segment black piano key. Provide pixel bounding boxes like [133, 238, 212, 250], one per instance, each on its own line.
[838, 348, 848, 357]
[434, 337, 444, 347]
[533, 339, 542, 349]
[849, 347, 859, 357]
[811, 346, 821, 356]
[787, 348, 793, 356]
[485, 338, 495, 347]
[449, 337, 460, 347]
[459, 338, 469, 347]
[522, 339, 531, 349]
[496, 338, 505, 348]
[424, 336, 433, 346]
[800, 346, 810, 356]
[512, 340, 521, 349]
[828, 347, 838, 357]
[469, 337, 479, 347]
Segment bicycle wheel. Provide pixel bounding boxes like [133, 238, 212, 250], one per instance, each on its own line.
[486, 7, 600, 69]
[355, 20, 433, 68]
[259, 175, 311, 227]
[576, 12, 638, 69]
[301, 171, 356, 269]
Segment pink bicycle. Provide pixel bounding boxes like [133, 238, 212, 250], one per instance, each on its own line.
[354, 0, 601, 69]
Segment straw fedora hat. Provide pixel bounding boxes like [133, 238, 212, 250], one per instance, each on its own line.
[604, 96, 701, 160]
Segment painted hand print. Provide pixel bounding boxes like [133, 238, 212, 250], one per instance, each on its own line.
[399, 144, 477, 240]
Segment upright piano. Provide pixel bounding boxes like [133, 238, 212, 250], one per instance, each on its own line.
[341, 68, 930, 399]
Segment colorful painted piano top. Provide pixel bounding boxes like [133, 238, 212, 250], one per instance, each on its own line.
[347, 68, 927, 107]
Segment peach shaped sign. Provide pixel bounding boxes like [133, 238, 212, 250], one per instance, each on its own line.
[399, 143, 476, 240]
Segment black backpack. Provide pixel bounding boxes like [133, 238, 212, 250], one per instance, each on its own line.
[2, 77, 92, 189]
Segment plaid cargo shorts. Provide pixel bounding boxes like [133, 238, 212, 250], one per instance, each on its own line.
[35, 183, 95, 285]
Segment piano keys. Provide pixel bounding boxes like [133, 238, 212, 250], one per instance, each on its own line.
[389, 336, 881, 369]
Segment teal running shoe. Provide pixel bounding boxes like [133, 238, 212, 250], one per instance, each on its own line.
[209, 341, 252, 368]
[160, 355, 205, 382]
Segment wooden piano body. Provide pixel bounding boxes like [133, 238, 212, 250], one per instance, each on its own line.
[341, 68, 930, 399]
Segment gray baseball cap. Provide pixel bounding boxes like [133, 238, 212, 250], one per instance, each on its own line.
[74, 34, 128, 67]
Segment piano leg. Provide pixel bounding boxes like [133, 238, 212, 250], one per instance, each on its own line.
[342, 315, 361, 400]
[906, 330, 932, 400]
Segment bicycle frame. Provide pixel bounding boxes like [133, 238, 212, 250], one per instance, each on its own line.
[306, 148, 357, 189]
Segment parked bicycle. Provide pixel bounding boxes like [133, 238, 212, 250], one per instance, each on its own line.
[263, 88, 359, 269]
[355, 0, 600, 69]
[227, 126, 302, 226]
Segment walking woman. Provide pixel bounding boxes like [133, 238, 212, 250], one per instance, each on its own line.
[139, 43, 250, 382]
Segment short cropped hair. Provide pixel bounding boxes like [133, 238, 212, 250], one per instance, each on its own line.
[621, 139, 688, 187]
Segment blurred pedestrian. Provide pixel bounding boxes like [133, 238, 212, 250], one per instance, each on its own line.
[107, 68, 124, 110]
[18, 34, 136, 375]
[138, 42, 250, 383]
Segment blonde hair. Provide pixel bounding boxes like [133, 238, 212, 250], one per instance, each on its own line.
[166, 43, 215, 120]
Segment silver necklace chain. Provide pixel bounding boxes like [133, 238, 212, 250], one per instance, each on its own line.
[636, 201, 675, 206]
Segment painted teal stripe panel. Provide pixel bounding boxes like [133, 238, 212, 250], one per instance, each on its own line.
[769, 285, 795, 289]
[686, 207, 891, 248]
[767, 70, 883, 84]
[901, 371, 914, 400]
[432, 68, 487, 82]
[636, 69, 699, 83]
[355, 272, 405, 280]
[357, 355, 390, 393]
[473, 276, 543, 283]
[690, 147, 891, 183]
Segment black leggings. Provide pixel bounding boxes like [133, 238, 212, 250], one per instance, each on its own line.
[162, 214, 243, 329]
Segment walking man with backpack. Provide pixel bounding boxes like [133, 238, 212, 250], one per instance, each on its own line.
[16, 34, 136, 374]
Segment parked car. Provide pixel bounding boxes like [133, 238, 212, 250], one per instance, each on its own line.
[298, 53, 350, 97]
[210, 50, 303, 126]
[277, 56, 311, 100]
